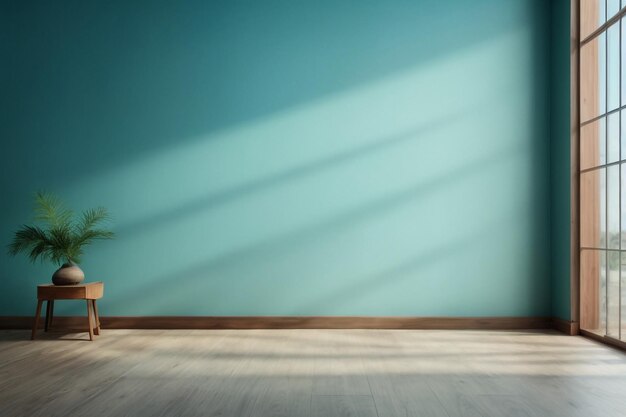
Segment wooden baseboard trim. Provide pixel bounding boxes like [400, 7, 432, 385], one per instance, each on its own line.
[0, 316, 554, 330]
[551, 317, 580, 335]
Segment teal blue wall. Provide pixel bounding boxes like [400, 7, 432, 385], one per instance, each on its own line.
[0, 0, 552, 316]
[549, 0, 572, 321]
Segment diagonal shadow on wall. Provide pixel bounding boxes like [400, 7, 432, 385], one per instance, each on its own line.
[106, 142, 524, 313]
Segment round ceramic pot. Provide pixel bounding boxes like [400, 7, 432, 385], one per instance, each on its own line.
[52, 263, 85, 285]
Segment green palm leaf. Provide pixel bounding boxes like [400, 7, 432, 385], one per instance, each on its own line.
[7, 192, 114, 266]
[8, 225, 51, 262]
[34, 191, 73, 228]
[78, 207, 110, 233]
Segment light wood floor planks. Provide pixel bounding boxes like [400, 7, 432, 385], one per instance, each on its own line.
[1, 329, 625, 417]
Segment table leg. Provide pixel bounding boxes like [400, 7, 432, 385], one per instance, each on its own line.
[92, 300, 101, 335]
[86, 300, 94, 341]
[49, 300, 54, 330]
[44, 300, 53, 332]
[31, 299, 43, 340]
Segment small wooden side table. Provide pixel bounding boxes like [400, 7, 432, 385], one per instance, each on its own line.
[31, 282, 104, 341]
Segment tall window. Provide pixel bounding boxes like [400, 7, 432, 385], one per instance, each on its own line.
[579, 0, 626, 340]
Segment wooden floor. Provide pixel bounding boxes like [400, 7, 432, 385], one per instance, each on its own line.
[1, 329, 626, 416]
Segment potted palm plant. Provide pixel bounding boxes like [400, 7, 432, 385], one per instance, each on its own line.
[8, 191, 114, 285]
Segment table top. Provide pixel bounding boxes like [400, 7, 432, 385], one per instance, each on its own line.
[37, 281, 104, 300]
[37, 281, 103, 288]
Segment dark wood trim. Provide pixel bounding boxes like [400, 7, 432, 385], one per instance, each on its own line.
[551, 317, 580, 335]
[0, 316, 553, 330]
[571, 0, 581, 326]
[580, 329, 626, 352]
[0, 316, 589, 334]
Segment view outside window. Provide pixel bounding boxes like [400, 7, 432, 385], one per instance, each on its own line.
[580, 0, 626, 340]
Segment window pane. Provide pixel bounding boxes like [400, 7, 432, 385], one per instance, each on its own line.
[622, 19, 626, 105]
[582, 117, 606, 169]
[608, 0, 621, 19]
[581, 168, 606, 248]
[622, 111, 626, 160]
[581, 0, 606, 40]
[608, 250, 620, 337]
[608, 166, 620, 249]
[581, 249, 606, 335]
[581, 33, 607, 122]
[621, 165, 626, 248]
[608, 23, 620, 111]
[622, 252, 626, 341]
[608, 113, 619, 163]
